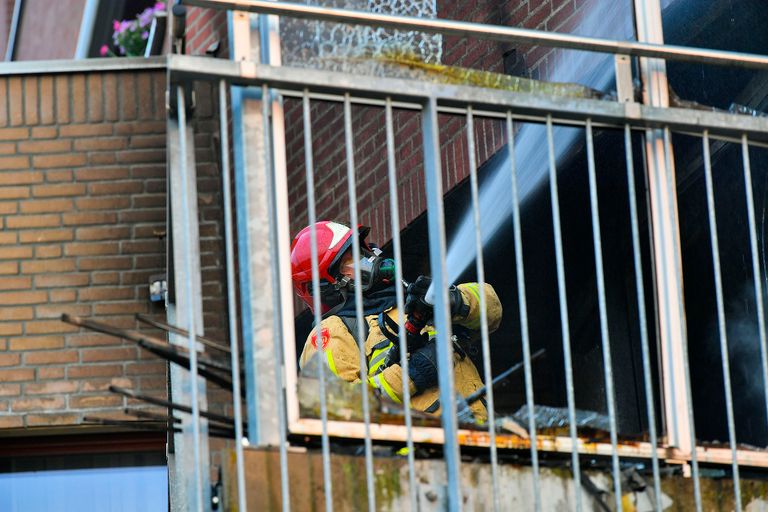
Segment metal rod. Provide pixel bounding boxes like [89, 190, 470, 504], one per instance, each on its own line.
[110, 385, 237, 427]
[168, 55, 768, 143]
[219, 79, 248, 512]
[262, 81, 292, 512]
[465, 107, 499, 512]
[422, 95, 461, 512]
[506, 112, 541, 511]
[302, 89, 334, 512]
[125, 408, 182, 424]
[663, 128, 702, 512]
[4, 0, 22, 61]
[136, 313, 231, 354]
[546, 115, 582, 511]
[585, 119, 622, 510]
[181, 0, 768, 70]
[740, 135, 768, 437]
[60, 314, 233, 378]
[623, 125, 662, 511]
[702, 130, 742, 511]
[384, 97, 418, 510]
[343, 93, 376, 512]
[176, 85, 204, 512]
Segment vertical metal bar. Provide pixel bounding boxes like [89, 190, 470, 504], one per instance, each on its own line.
[421, 96, 461, 512]
[546, 115, 582, 512]
[465, 107, 499, 512]
[662, 128, 702, 512]
[302, 89, 334, 512]
[506, 112, 541, 512]
[262, 83, 291, 512]
[4, 0, 22, 61]
[384, 97, 418, 511]
[702, 131, 742, 511]
[623, 125, 662, 511]
[218, 79, 247, 512]
[343, 93, 376, 512]
[740, 135, 768, 436]
[176, 85, 204, 512]
[585, 119, 622, 511]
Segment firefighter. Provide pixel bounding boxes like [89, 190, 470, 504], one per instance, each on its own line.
[290, 221, 502, 422]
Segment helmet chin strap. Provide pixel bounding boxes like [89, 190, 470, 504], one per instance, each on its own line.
[320, 278, 351, 319]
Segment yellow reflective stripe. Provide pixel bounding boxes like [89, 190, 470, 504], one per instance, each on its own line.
[461, 284, 482, 329]
[368, 374, 401, 404]
[325, 350, 339, 376]
[426, 330, 436, 337]
[367, 342, 393, 376]
[464, 283, 482, 303]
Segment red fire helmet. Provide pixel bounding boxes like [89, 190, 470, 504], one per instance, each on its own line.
[290, 221, 371, 313]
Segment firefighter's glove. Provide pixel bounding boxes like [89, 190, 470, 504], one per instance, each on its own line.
[405, 275, 469, 320]
[407, 341, 439, 394]
[405, 276, 433, 317]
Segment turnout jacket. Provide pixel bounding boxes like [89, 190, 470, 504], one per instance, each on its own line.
[299, 283, 503, 423]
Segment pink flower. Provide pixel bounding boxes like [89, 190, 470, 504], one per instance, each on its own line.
[154, 2, 165, 10]
[100, 45, 109, 57]
[113, 20, 120, 31]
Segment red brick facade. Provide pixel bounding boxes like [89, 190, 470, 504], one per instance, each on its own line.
[0, 70, 228, 431]
[285, 0, 592, 249]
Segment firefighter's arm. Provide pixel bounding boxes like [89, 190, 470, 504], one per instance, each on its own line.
[368, 364, 417, 404]
[453, 283, 503, 332]
[299, 316, 362, 383]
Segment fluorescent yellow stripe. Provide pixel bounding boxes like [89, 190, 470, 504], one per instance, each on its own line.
[465, 283, 482, 303]
[368, 374, 401, 404]
[325, 350, 339, 376]
[368, 342, 393, 376]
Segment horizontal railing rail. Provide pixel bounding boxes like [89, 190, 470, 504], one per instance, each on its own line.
[168, 55, 768, 142]
[181, 0, 768, 70]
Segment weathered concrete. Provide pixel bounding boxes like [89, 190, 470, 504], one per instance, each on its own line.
[223, 445, 768, 511]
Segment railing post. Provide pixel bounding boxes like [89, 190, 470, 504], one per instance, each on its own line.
[167, 84, 212, 511]
[230, 8, 294, 454]
[633, 6, 699, 501]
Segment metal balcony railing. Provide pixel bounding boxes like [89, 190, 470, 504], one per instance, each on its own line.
[164, 1, 768, 510]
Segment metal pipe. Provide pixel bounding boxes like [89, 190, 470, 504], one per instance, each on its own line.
[343, 93, 376, 512]
[219, 78, 248, 512]
[422, 95, 461, 512]
[302, 89, 334, 512]
[623, 125, 662, 512]
[740, 135, 768, 438]
[4, 0, 22, 62]
[61, 315, 233, 393]
[506, 112, 541, 512]
[110, 385, 238, 427]
[180, 0, 768, 70]
[585, 119, 622, 511]
[136, 313, 231, 354]
[702, 131, 742, 511]
[465, 107, 499, 512]
[176, 85, 204, 512]
[546, 115, 582, 511]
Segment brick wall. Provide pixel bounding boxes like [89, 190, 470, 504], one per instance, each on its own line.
[0, 69, 229, 434]
[284, 0, 593, 251]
